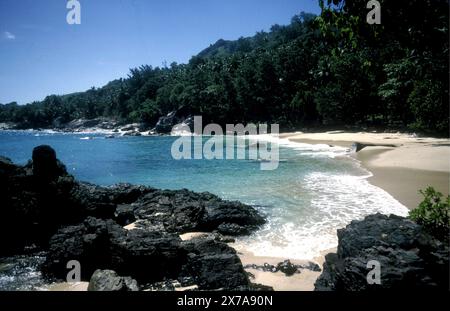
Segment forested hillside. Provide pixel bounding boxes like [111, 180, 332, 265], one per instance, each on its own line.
[1, 0, 448, 134]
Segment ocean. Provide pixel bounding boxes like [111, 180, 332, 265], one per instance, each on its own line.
[0, 130, 409, 261]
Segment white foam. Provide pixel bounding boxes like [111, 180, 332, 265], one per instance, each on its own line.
[234, 136, 409, 260]
[246, 134, 349, 157]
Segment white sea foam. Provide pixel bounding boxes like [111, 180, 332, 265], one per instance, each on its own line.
[234, 135, 409, 260]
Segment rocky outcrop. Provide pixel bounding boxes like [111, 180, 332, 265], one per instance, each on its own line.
[43, 217, 262, 290]
[0, 122, 15, 130]
[315, 214, 449, 290]
[128, 189, 265, 234]
[180, 238, 250, 290]
[0, 146, 264, 256]
[1, 145, 265, 290]
[32, 145, 68, 180]
[155, 112, 178, 134]
[0, 146, 79, 256]
[243, 260, 321, 276]
[154, 108, 193, 134]
[88, 269, 139, 291]
[65, 118, 120, 131]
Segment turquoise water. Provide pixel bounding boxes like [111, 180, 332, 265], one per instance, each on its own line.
[0, 130, 408, 259]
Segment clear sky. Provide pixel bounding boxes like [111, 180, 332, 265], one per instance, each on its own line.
[0, 0, 320, 104]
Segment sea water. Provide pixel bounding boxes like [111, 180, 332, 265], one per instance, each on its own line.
[0, 130, 408, 265]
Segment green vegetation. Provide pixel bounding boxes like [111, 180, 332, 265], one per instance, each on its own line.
[410, 187, 450, 242]
[0, 0, 448, 134]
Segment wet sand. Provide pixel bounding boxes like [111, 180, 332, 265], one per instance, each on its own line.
[282, 131, 450, 209]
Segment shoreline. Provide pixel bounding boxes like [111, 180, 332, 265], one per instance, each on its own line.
[281, 131, 450, 210]
[230, 244, 333, 291]
[2, 129, 448, 291]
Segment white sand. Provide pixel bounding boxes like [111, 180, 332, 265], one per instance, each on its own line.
[230, 245, 331, 291]
[46, 282, 89, 291]
[282, 131, 450, 209]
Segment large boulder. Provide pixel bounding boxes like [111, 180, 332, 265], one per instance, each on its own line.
[32, 145, 68, 181]
[315, 214, 449, 290]
[88, 269, 139, 291]
[111, 229, 186, 283]
[130, 189, 265, 235]
[43, 217, 125, 280]
[154, 107, 193, 134]
[180, 238, 250, 290]
[44, 218, 256, 290]
[0, 146, 77, 255]
[155, 112, 177, 134]
[43, 217, 186, 283]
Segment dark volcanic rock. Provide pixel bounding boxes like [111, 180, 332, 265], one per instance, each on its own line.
[43, 217, 185, 283]
[0, 156, 15, 172]
[43, 217, 125, 280]
[31, 145, 69, 183]
[111, 229, 186, 283]
[1, 146, 265, 290]
[276, 260, 298, 276]
[1, 146, 263, 257]
[115, 204, 136, 226]
[68, 183, 118, 219]
[0, 146, 78, 256]
[88, 269, 139, 291]
[44, 219, 256, 290]
[315, 213, 450, 290]
[131, 189, 265, 235]
[244, 260, 319, 275]
[32, 145, 59, 179]
[180, 238, 250, 290]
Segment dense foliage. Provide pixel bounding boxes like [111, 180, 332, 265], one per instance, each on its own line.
[1, 0, 448, 134]
[410, 187, 450, 242]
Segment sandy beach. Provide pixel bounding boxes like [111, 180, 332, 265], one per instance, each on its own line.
[230, 245, 332, 291]
[21, 131, 450, 292]
[167, 132, 449, 292]
[281, 131, 450, 210]
[225, 130, 449, 291]
[179, 232, 326, 291]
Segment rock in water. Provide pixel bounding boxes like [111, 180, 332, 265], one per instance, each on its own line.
[276, 260, 298, 276]
[315, 213, 450, 290]
[88, 269, 139, 291]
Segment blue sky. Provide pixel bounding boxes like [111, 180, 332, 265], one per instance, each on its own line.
[0, 0, 320, 104]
